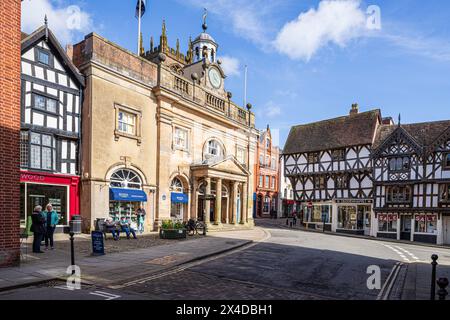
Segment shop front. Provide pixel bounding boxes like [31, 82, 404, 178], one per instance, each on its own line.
[20, 171, 80, 233]
[109, 187, 147, 229]
[335, 200, 372, 236]
[376, 212, 439, 244]
[301, 203, 333, 231]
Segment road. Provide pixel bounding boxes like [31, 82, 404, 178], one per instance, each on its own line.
[1, 222, 448, 300]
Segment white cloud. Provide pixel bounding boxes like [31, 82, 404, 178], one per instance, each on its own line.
[21, 0, 93, 45]
[220, 56, 240, 77]
[182, 0, 281, 47]
[258, 101, 282, 118]
[274, 0, 367, 61]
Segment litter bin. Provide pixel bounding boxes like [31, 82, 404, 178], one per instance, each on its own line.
[95, 218, 106, 232]
[70, 215, 82, 234]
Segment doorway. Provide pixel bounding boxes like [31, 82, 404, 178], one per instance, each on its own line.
[400, 215, 412, 241]
[444, 216, 450, 245]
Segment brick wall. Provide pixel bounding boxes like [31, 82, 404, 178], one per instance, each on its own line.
[0, 0, 21, 267]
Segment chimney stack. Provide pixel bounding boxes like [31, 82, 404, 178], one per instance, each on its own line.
[66, 44, 74, 62]
[350, 103, 359, 115]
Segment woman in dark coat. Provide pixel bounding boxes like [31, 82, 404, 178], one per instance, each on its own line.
[30, 206, 46, 253]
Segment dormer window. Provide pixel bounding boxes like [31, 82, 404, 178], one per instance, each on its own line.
[389, 157, 410, 172]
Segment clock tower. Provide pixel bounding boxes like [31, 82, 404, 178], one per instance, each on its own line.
[192, 9, 218, 64]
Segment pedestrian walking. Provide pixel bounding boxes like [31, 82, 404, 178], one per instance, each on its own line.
[43, 204, 59, 250]
[292, 212, 297, 226]
[136, 205, 146, 234]
[30, 206, 46, 253]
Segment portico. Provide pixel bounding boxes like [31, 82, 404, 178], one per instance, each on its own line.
[191, 156, 250, 227]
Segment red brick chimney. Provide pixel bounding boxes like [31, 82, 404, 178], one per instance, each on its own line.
[349, 103, 359, 115]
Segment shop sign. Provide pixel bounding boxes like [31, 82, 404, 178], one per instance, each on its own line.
[388, 214, 398, 222]
[336, 199, 373, 204]
[427, 215, 437, 222]
[415, 215, 426, 222]
[91, 231, 105, 256]
[21, 173, 46, 182]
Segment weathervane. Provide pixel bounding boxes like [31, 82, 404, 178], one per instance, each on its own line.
[202, 8, 208, 32]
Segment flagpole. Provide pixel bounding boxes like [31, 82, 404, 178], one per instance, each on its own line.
[244, 65, 248, 107]
[137, 0, 142, 55]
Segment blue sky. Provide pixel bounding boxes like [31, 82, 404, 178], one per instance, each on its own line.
[22, 0, 450, 148]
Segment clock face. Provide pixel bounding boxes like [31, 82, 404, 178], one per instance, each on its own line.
[208, 68, 222, 89]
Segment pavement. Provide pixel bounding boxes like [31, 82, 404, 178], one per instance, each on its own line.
[0, 228, 267, 292]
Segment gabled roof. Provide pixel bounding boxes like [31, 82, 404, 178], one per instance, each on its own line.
[373, 120, 450, 152]
[21, 26, 85, 87]
[283, 109, 381, 155]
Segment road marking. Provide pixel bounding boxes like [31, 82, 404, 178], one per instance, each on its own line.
[382, 244, 421, 263]
[377, 262, 403, 300]
[394, 246, 421, 262]
[54, 285, 76, 291]
[89, 291, 121, 300]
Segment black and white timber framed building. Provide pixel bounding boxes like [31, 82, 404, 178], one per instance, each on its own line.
[20, 24, 84, 229]
[283, 104, 450, 245]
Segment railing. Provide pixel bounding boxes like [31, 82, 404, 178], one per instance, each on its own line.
[162, 67, 254, 127]
[206, 92, 225, 113]
[174, 76, 189, 95]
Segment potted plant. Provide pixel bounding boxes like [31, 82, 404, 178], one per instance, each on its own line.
[159, 220, 187, 239]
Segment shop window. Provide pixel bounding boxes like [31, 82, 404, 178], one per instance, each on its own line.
[29, 132, 56, 171]
[20, 131, 29, 168]
[414, 214, 437, 234]
[443, 153, 450, 169]
[110, 169, 142, 189]
[389, 157, 410, 172]
[386, 186, 412, 203]
[439, 184, 450, 203]
[331, 149, 345, 161]
[174, 127, 188, 150]
[33, 93, 58, 114]
[378, 214, 398, 232]
[337, 206, 361, 230]
[335, 175, 348, 189]
[170, 178, 185, 220]
[358, 205, 371, 228]
[307, 152, 320, 164]
[312, 205, 332, 223]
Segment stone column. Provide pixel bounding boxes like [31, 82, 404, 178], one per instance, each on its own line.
[215, 178, 222, 225]
[232, 181, 238, 225]
[204, 177, 211, 225]
[241, 182, 248, 224]
[190, 178, 199, 220]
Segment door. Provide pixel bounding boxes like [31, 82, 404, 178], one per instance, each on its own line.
[445, 217, 450, 245]
[400, 215, 412, 241]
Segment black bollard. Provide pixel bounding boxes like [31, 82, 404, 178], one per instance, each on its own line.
[437, 278, 449, 301]
[286, 219, 289, 226]
[431, 254, 438, 300]
[70, 232, 75, 275]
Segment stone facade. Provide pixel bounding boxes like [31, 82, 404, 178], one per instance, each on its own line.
[0, 0, 21, 267]
[73, 19, 257, 231]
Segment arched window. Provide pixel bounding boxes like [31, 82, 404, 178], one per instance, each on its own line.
[110, 169, 142, 189]
[170, 178, 184, 193]
[204, 139, 224, 160]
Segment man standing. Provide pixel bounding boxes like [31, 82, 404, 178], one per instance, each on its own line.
[136, 205, 146, 234]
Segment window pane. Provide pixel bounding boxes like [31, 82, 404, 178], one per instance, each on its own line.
[42, 147, 52, 170]
[46, 99, 57, 113]
[446, 154, 450, 167]
[35, 95, 46, 110]
[20, 131, 29, 168]
[30, 132, 40, 144]
[30, 145, 41, 169]
[41, 135, 52, 147]
[38, 51, 49, 65]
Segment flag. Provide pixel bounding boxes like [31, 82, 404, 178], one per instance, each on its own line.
[135, 0, 146, 19]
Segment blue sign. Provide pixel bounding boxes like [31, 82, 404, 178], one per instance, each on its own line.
[91, 231, 105, 256]
[110, 188, 147, 202]
[171, 193, 189, 204]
